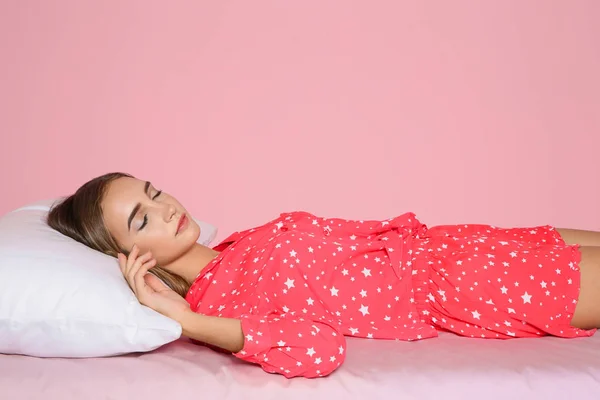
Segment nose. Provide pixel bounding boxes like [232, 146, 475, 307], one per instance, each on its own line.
[161, 203, 177, 222]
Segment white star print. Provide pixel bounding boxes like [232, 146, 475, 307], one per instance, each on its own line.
[472, 310, 481, 320]
[500, 286, 508, 294]
[359, 304, 370, 316]
[521, 292, 532, 304]
[306, 297, 314, 306]
[306, 348, 316, 357]
[349, 327, 359, 335]
[330, 286, 339, 296]
[284, 278, 295, 289]
[362, 267, 372, 277]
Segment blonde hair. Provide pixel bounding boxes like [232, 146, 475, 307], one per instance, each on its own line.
[46, 172, 190, 297]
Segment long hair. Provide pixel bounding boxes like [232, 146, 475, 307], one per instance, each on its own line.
[46, 172, 191, 297]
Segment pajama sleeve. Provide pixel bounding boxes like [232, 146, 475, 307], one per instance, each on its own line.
[233, 313, 346, 378]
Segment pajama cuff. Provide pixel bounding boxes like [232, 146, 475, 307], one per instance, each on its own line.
[234, 314, 272, 359]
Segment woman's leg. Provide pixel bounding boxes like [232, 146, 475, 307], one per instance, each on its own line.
[570, 246, 600, 330]
[556, 228, 600, 247]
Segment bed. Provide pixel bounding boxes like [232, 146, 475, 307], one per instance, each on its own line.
[2, 331, 599, 399]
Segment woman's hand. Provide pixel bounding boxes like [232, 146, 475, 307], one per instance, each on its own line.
[118, 244, 191, 322]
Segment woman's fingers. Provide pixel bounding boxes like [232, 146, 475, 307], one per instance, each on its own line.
[117, 253, 126, 273]
[116, 245, 156, 299]
[144, 273, 169, 293]
[127, 245, 151, 271]
[132, 258, 157, 298]
[127, 244, 140, 269]
[127, 252, 152, 288]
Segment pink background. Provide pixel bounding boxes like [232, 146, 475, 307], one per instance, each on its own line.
[1, 1, 599, 241]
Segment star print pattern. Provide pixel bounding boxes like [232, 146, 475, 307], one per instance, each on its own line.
[419, 224, 596, 340]
[184, 213, 596, 378]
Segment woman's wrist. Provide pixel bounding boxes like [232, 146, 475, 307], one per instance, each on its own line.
[178, 310, 245, 353]
[179, 310, 206, 338]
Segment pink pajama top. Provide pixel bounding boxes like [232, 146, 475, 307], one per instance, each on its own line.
[184, 211, 436, 378]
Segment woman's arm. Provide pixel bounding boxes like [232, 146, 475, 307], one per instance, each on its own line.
[116, 249, 246, 353]
[179, 311, 244, 353]
[118, 248, 345, 377]
[179, 311, 346, 378]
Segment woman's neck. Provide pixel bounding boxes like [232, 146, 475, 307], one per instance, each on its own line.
[165, 243, 219, 284]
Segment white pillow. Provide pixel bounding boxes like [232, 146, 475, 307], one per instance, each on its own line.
[0, 200, 219, 358]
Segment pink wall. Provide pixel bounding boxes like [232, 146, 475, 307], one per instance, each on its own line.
[1, 1, 599, 241]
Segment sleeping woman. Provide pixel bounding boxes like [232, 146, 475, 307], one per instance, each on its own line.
[47, 172, 600, 378]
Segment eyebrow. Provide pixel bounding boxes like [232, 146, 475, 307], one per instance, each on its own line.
[127, 181, 151, 231]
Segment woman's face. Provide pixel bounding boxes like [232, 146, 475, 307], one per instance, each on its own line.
[101, 177, 200, 265]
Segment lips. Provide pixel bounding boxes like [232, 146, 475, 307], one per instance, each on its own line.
[176, 213, 188, 235]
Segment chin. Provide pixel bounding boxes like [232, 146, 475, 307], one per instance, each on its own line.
[189, 220, 201, 242]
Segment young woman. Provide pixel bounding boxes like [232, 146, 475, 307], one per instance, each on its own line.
[47, 172, 600, 378]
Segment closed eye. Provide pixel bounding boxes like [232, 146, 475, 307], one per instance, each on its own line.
[139, 190, 162, 231]
[139, 215, 148, 231]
